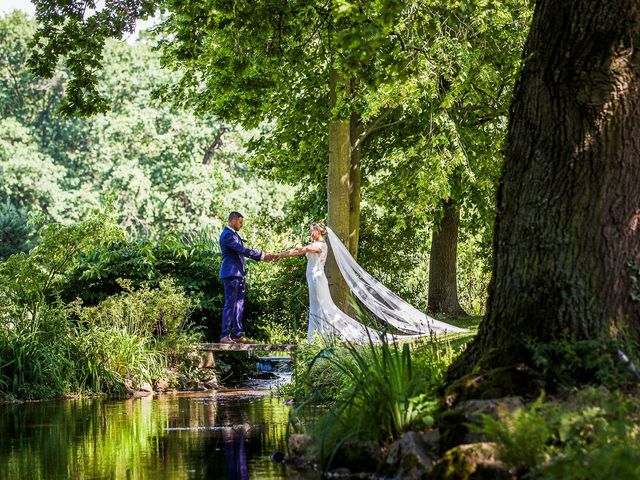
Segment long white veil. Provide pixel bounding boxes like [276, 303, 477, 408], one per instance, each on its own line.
[326, 227, 467, 335]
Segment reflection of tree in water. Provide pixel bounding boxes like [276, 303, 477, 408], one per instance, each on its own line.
[0, 394, 291, 479]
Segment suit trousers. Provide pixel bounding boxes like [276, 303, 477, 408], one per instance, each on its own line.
[221, 277, 246, 339]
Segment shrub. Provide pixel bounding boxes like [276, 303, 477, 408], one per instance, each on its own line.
[0, 209, 124, 313]
[70, 279, 195, 341]
[0, 200, 34, 259]
[0, 241, 202, 398]
[286, 331, 464, 470]
[63, 224, 311, 343]
[481, 387, 640, 480]
[62, 232, 223, 327]
[0, 303, 74, 399]
[480, 395, 552, 474]
[532, 338, 640, 388]
[71, 325, 165, 394]
[68, 278, 202, 391]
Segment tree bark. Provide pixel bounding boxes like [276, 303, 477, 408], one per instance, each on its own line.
[448, 0, 640, 380]
[327, 67, 351, 311]
[349, 111, 362, 259]
[428, 199, 467, 317]
[202, 126, 227, 165]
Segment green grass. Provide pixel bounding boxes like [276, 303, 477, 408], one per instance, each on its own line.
[285, 325, 477, 470]
[0, 280, 203, 399]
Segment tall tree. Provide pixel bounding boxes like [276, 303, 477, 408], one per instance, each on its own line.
[448, 0, 640, 383]
[27, 0, 530, 314]
[153, 0, 417, 309]
[327, 68, 352, 307]
[2, 12, 286, 235]
[28, 0, 406, 308]
[359, 0, 530, 315]
[428, 198, 466, 316]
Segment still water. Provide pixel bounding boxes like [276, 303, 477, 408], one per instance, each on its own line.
[0, 382, 299, 480]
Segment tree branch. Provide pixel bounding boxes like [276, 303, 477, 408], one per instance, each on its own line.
[354, 111, 405, 150]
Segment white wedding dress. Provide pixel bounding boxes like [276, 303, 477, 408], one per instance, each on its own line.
[305, 229, 467, 344]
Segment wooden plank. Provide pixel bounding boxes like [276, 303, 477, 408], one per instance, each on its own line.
[196, 343, 299, 352]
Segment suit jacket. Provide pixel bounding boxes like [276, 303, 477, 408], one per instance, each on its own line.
[219, 227, 263, 279]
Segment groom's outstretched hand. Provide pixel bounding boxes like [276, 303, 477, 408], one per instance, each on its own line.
[264, 252, 280, 262]
[264, 252, 274, 262]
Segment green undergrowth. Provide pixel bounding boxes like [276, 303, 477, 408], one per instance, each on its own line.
[0, 279, 203, 400]
[0, 211, 204, 400]
[285, 317, 478, 468]
[283, 314, 478, 404]
[478, 338, 640, 479]
[531, 338, 640, 389]
[480, 386, 640, 479]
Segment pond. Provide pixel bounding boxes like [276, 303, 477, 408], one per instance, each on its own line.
[0, 378, 309, 480]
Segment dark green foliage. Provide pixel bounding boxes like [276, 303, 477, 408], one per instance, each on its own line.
[444, 338, 640, 408]
[1, 12, 291, 236]
[68, 279, 199, 393]
[0, 210, 125, 314]
[479, 396, 551, 475]
[0, 304, 74, 399]
[28, 0, 157, 115]
[286, 330, 471, 469]
[60, 227, 308, 342]
[532, 339, 640, 389]
[0, 201, 34, 259]
[480, 388, 640, 480]
[61, 233, 224, 339]
[0, 213, 202, 399]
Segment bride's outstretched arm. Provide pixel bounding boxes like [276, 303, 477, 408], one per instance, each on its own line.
[276, 243, 322, 258]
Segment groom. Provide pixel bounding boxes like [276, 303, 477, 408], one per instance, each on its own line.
[219, 212, 275, 344]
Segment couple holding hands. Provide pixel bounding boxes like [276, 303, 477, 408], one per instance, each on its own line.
[219, 211, 466, 345]
[218, 211, 329, 344]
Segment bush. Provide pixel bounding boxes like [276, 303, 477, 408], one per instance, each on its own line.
[0, 278, 202, 398]
[0, 209, 124, 313]
[287, 332, 465, 469]
[71, 325, 164, 394]
[0, 303, 74, 399]
[69, 278, 200, 366]
[0, 200, 34, 259]
[0, 212, 204, 398]
[532, 338, 640, 388]
[481, 387, 640, 479]
[61, 232, 222, 338]
[62, 225, 310, 343]
[479, 395, 552, 474]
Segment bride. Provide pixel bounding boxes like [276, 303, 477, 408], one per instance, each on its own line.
[276, 222, 466, 343]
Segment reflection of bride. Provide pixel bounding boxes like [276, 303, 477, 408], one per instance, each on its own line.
[276, 222, 467, 344]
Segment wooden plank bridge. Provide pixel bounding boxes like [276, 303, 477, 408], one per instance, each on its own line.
[196, 343, 299, 369]
[197, 343, 298, 352]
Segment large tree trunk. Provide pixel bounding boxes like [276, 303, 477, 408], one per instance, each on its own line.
[349, 111, 362, 259]
[448, 0, 640, 381]
[428, 199, 467, 317]
[327, 67, 351, 311]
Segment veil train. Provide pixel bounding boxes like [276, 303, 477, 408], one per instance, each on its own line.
[326, 227, 468, 337]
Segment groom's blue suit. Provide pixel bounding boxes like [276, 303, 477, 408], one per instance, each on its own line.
[219, 226, 263, 339]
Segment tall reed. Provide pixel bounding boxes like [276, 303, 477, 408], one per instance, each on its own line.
[290, 330, 461, 468]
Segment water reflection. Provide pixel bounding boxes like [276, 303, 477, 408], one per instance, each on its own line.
[223, 425, 248, 480]
[0, 390, 292, 480]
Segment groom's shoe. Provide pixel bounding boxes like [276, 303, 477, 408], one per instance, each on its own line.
[233, 336, 251, 344]
[220, 336, 235, 344]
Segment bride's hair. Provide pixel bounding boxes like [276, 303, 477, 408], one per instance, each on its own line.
[311, 221, 328, 239]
